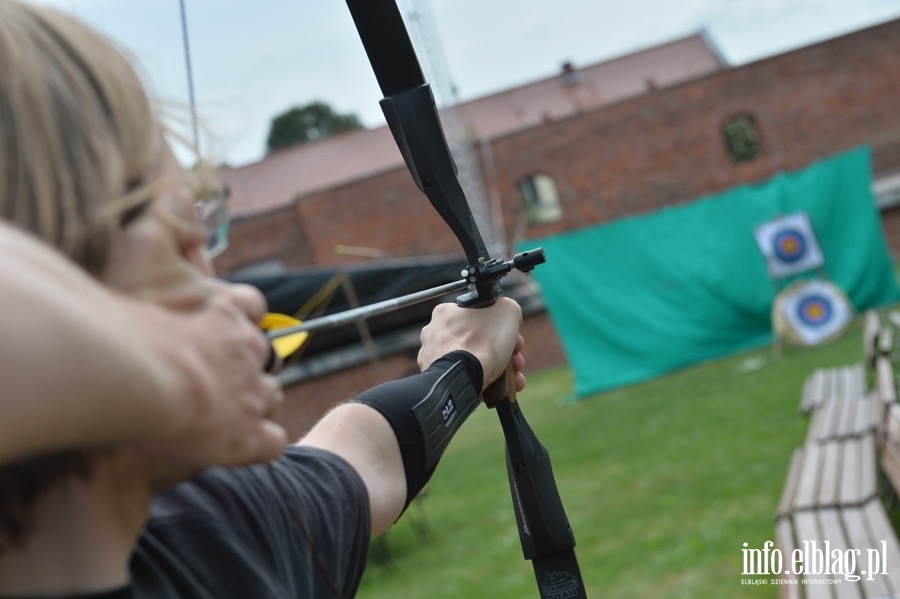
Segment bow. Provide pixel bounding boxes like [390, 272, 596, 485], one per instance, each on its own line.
[344, 2, 587, 597]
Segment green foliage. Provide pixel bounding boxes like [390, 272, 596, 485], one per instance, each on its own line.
[265, 101, 362, 153]
[358, 316, 875, 599]
[723, 114, 762, 163]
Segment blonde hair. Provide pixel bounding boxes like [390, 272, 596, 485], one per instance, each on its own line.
[0, 1, 202, 553]
[0, 0, 178, 274]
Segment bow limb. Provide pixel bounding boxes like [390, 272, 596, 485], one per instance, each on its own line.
[344, 2, 587, 597]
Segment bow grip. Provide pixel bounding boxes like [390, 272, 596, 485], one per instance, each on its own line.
[483, 362, 518, 408]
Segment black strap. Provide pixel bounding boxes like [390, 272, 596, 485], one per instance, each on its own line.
[351, 351, 482, 510]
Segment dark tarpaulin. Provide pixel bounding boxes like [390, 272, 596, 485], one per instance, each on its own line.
[227, 255, 469, 354]
[228, 255, 467, 317]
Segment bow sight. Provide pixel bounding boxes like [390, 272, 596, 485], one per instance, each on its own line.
[456, 249, 547, 308]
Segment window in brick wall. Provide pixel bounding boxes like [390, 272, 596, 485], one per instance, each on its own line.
[518, 173, 562, 225]
[873, 172, 900, 210]
[722, 114, 762, 163]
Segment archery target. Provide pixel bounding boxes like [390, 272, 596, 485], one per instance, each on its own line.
[796, 295, 832, 327]
[772, 279, 853, 346]
[754, 212, 824, 279]
[772, 229, 807, 263]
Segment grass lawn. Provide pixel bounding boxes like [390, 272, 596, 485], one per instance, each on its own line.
[356, 315, 876, 598]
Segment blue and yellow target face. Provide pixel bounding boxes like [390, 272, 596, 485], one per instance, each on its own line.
[796, 295, 832, 327]
[773, 229, 807, 263]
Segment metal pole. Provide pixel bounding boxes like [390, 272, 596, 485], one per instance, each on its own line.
[178, 0, 200, 151]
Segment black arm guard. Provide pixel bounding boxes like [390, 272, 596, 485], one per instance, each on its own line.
[351, 350, 483, 511]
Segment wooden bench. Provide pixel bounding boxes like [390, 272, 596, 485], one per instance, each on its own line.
[775, 430, 900, 597]
[864, 310, 882, 371]
[774, 313, 900, 598]
[877, 323, 900, 498]
[801, 364, 867, 415]
[804, 388, 879, 446]
[882, 406, 900, 500]
[876, 326, 897, 405]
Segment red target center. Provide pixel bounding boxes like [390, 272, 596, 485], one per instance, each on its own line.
[805, 304, 824, 319]
[780, 238, 798, 254]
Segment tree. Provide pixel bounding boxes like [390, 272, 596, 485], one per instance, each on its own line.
[265, 101, 363, 153]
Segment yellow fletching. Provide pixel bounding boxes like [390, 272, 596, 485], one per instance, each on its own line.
[259, 313, 309, 358]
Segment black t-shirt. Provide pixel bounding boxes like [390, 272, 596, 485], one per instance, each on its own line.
[132, 445, 371, 598]
[0, 446, 371, 599]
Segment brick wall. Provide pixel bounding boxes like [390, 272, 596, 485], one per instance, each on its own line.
[880, 207, 900, 256]
[275, 351, 415, 440]
[218, 169, 468, 273]
[494, 19, 900, 249]
[294, 169, 462, 264]
[227, 19, 900, 432]
[224, 19, 900, 270]
[274, 311, 566, 437]
[215, 204, 312, 273]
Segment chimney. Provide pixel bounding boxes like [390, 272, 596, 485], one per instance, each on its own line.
[560, 61, 581, 85]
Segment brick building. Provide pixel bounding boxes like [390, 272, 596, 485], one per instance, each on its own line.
[217, 20, 900, 436]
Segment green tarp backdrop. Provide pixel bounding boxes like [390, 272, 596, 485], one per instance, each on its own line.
[522, 147, 900, 398]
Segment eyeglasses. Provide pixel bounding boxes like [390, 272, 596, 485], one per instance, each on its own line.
[195, 187, 230, 260]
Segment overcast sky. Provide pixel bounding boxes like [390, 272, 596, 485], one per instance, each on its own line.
[35, 0, 900, 166]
